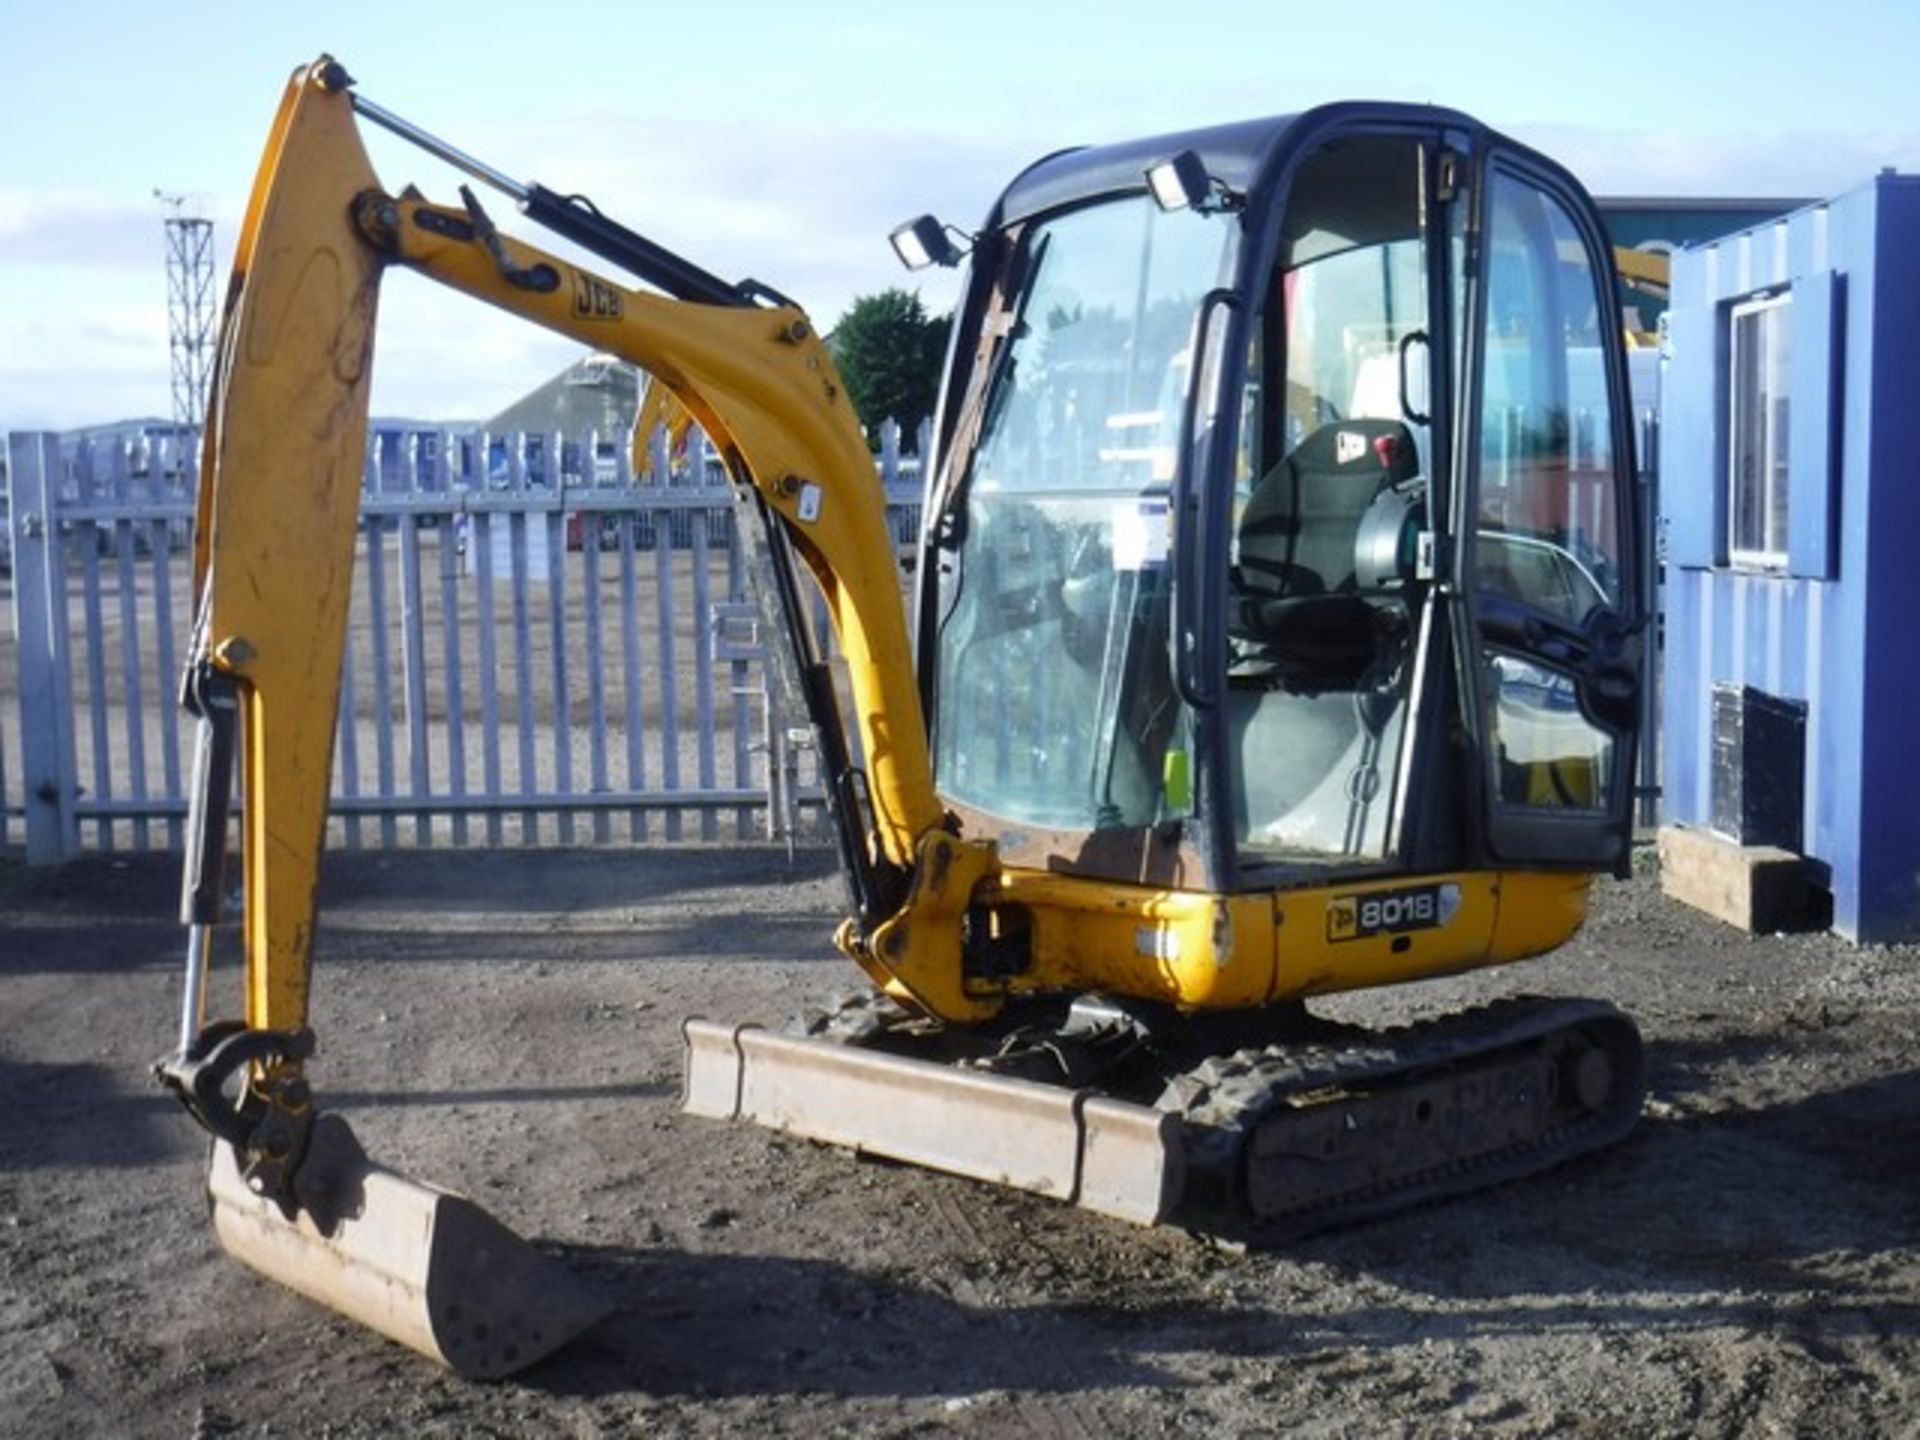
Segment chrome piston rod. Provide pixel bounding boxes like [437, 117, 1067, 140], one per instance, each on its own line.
[177, 924, 212, 1057]
[346, 89, 530, 205]
[330, 60, 749, 307]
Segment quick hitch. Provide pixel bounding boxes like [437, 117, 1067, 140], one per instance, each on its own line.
[156, 1022, 317, 1215]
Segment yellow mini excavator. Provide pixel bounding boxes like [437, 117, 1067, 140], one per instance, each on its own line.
[159, 58, 1650, 1378]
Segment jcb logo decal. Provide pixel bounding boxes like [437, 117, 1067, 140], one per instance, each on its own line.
[1327, 897, 1361, 941]
[572, 272, 623, 321]
[1326, 883, 1460, 942]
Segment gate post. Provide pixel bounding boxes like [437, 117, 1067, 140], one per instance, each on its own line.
[7, 432, 80, 863]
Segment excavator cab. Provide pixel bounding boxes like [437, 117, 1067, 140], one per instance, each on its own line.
[693, 109, 1646, 1246]
[919, 112, 1643, 900]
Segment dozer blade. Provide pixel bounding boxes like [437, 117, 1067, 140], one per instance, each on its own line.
[207, 1115, 605, 1379]
[683, 1020, 1185, 1224]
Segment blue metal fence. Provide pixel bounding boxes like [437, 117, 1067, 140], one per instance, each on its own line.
[2, 422, 927, 861]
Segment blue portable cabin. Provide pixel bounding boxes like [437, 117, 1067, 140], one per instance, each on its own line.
[1659, 172, 1920, 942]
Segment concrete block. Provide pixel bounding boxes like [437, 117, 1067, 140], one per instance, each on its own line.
[1657, 824, 1818, 934]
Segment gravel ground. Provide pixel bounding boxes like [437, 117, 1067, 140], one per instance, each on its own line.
[2, 844, 1917, 1438]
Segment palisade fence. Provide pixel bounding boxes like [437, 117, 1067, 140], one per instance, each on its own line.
[0, 420, 930, 863]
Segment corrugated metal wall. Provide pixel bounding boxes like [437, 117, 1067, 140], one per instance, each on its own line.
[1660, 174, 1920, 941]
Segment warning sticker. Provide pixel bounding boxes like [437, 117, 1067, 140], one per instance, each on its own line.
[1112, 498, 1171, 570]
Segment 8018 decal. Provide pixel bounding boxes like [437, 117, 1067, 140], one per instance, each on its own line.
[1326, 882, 1461, 942]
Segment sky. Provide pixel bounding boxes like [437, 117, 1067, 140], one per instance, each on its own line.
[3, 0, 1917, 430]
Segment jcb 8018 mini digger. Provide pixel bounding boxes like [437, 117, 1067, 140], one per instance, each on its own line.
[159, 57, 1648, 1377]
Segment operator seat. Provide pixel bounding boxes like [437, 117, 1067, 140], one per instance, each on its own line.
[1232, 418, 1419, 685]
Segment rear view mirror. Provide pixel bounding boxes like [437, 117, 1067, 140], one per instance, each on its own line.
[889, 215, 964, 271]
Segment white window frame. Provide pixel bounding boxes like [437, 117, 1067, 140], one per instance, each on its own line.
[1726, 290, 1791, 570]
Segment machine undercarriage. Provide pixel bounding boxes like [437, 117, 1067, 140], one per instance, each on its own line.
[686, 991, 1645, 1238]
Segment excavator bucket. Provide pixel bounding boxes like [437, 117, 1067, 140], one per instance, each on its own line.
[206, 1116, 606, 1379]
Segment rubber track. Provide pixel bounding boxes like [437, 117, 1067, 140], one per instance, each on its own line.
[1163, 996, 1645, 1240]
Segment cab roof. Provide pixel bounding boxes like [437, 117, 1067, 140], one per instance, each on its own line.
[989, 102, 1495, 228]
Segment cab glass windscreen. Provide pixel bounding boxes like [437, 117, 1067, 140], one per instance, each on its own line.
[931, 196, 1232, 833]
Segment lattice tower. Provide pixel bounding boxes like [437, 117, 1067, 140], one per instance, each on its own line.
[156, 191, 216, 433]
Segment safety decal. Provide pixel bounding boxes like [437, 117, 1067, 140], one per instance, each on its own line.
[1112, 498, 1171, 570]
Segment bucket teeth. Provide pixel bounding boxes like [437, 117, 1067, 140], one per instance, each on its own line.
[208, 1115, 606, 1379]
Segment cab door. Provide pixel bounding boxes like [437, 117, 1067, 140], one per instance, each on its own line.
[1454, 154, 1644, 868]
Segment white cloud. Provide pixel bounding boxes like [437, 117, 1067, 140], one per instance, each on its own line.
[0, 262, 173, 427]
[10, 104, 1919, 432]
[456, 107, 1020, 324]
[0, 190, 228, 271]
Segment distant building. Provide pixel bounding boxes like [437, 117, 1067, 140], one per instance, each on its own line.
[477, 353, 644, 489]
[1595, 196, 1815, 253]
[51, 415, 484, 494]
[363, 418, 483, 494]
[36, 421, 199, 541]
[62, 417, 180, 448]
[485, 353, 639, 441]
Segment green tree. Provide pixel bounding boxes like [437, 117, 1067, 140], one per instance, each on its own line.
[828, 289, 951, 450]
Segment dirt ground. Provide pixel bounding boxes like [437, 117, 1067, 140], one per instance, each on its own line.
[2, 844, 1917, 1438]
